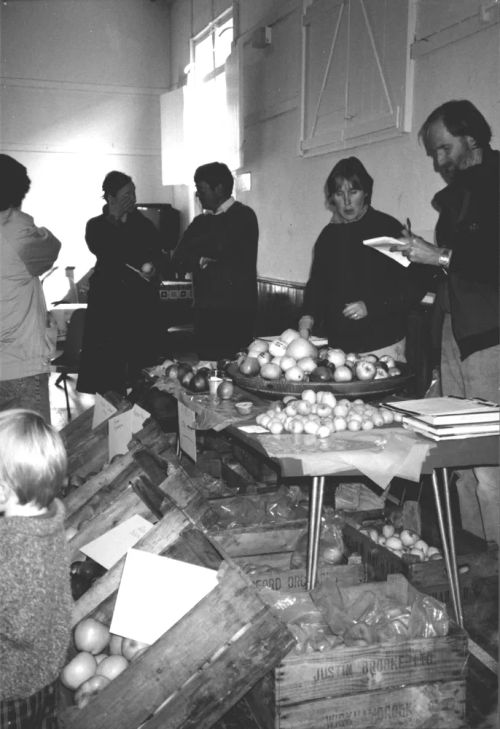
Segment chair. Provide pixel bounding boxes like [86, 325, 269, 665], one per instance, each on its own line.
[51, 307, 86, 421]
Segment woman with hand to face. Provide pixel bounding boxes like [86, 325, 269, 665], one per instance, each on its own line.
[77, 171, 164, 395]
[299, 157, 424, 361]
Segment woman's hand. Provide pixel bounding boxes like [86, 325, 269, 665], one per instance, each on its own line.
[343, 301, 367, 320]
[391, 229, 441, 266]
[140, 262, 156, 281]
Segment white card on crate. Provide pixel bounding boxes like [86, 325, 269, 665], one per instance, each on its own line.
[80, 514, 154, 569]
[92, 393, 118, 429]
[108, 410, 132, 460]
[131, 403, 150, 434]
[110, 548, 218, 645]
[178, 401, 197, 461]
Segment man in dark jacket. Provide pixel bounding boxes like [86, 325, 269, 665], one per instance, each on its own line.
[393, 100, 499, 542]
[173, 162, 259, 360]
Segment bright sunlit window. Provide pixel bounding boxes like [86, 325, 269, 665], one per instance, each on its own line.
[183, 10, 237, 175]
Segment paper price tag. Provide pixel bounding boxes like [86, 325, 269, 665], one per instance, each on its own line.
[92, 393, 118, 429]
[178, 401, 197, 461]
[131, 404, 150, 434]
[80, 514, 154, 569]
[108, 410, 132, 460]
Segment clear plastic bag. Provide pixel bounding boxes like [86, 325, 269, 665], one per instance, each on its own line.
[408, 594, 449, 638]
[290, 511, 345, 568]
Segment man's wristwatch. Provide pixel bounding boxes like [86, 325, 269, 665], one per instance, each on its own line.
[438, 248, 452, 270]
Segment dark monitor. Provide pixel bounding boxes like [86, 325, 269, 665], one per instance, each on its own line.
[137, 203, 180, 251]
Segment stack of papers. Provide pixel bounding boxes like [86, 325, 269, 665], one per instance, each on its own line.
[384, 397, 500, 441]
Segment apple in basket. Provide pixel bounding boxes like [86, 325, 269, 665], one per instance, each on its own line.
[355, 359, 377, 381]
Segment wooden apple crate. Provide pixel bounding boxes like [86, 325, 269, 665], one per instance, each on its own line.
[61, 392, 131, 481]
[59, 499, 295, 729]
[249, 574, 468, 729]
[63, 416, 174, 525]
[342, 518, 480, 605]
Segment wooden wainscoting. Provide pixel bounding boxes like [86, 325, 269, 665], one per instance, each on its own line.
[255, 276, 305, 336]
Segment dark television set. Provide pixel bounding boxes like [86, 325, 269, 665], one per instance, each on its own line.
[136, 203, 180, 252]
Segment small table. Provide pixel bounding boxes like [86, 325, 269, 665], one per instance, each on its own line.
[49, 303, 87, 342]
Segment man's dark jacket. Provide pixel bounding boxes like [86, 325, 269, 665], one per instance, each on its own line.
[433, 148, 499, 359]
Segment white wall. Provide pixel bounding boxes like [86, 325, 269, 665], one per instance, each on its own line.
[0, 0, 172, 302]
[168, 0, 500, 284]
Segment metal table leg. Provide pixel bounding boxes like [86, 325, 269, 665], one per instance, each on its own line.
[306, 476, 325, 591]
[441, 467, 464, 627]
[430, 468, 463, 627]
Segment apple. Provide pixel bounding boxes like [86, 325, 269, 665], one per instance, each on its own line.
[61, 652, 97, 690]
[375, 366, 389, 379]
[165, 363, 179, 380]
[239, 356, 260, 376]
[257, 350, 272, 366]
[190, 372, 209, 392]
[247, 339, 268, 355]
[96, 655, 129, 681]
[280, 355, 297, 372]
[310, 365, 332, 382]
[74, 675, 111, 709]
[74, 618, 110, 655]
[296, 356, 317, 374]
[285, 337, 318, 361]
[388, 366, 402, 377]
[333, 365, 353, 382]
[355, 359, 377, 381]
[301, 389, 316, 404]
[345, 352, 359, 364]
[280, 328, 301, 345]
[260, 362, 282, 380]
[326, 348, 346, 367]
[217, 379, 234, 399]
[363, 353, 379, 363]
[285, 365, 305, 382]
[379, 354, 396, 369]
[317, 391, 336, 408]
[268, 339, 288, 358]
[121, 638, 150, 662]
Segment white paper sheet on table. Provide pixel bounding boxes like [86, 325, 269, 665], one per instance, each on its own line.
[80, 514, 154, 569]
[108, 404, 151, 460]
[110, 549, 218, 644]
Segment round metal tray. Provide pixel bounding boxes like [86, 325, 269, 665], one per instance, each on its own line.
[226, 362, 414, 400]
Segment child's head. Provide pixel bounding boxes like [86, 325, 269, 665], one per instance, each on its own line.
[0, 409, 67, 509]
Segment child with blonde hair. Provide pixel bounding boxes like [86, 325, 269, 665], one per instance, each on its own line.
[0, 409, 72, 728]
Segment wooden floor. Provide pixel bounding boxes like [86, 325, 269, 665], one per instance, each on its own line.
[49, 374, 498, 729]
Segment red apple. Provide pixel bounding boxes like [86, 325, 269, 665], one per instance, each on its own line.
[333, 365, 353, 383]
[355, 359, 377, 381]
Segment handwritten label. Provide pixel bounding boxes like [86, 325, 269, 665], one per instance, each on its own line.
[92, 393, 118, 429]
[80, 514, 154, 569]
[178, 402, 197, 461]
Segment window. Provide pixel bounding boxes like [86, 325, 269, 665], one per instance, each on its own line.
[300, 0, 415, 156]
[161, 10, 239, 188]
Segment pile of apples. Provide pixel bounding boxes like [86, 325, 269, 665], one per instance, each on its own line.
[356, 523, 442, 562]
[237, 329, 402, 384]
[255, 389, 401, 437]
[60, 617, 148, 708]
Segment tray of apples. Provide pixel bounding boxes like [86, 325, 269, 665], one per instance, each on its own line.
[254, 389, 401, 437]
[228, 329, 413, 399]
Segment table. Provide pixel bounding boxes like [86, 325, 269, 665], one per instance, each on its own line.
[170, 383, 498, 629]
[49, 303, 87, 341]
[226, 422, 498, 629]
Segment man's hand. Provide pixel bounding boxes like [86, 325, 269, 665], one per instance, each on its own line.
[199, 256, 216, 270]
[391, 229, 441, 266]
[343, 301, 367, 320]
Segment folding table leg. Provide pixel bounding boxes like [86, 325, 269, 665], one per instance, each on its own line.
[306, 476, 325, 591]
[430, 468, 463, 627]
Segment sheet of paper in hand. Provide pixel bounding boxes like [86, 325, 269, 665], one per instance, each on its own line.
[363, 237, 410, 267]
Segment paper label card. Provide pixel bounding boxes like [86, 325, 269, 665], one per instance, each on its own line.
[363, 237, 410, 267]
[131, 403, 150, 434]
[108, 410, 132, 460]
[178, 401, 197, 461]
[110, 548, 218, 645]
[80, 514, 154, 569]
[92, 393, 118, 429]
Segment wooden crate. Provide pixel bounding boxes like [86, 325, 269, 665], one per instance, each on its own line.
[250, 574, 468, 729]
[342, 520, 478, 605]
[61, 392, 131, 480]
[231, 440, 279, 484]
[59, 510, 295, 729]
